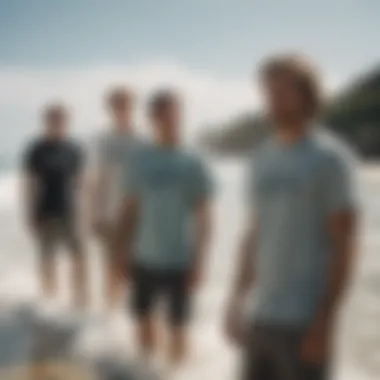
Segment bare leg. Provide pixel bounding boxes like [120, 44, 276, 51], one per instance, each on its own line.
[105, 254, 124, 311]
[71, 252, 88, 311]
[39, 255, 58, 300]
[137, 316, 157, 359]
[166, 273, 190, 367]
[37, 224, 59, 300]
[168, 326, 188, 366]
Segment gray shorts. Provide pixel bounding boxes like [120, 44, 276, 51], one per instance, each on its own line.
[241, 323, 328, 380]
[37, 217, 83, 257]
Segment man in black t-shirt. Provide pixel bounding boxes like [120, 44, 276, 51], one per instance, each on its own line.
[23, 104, 88, 310]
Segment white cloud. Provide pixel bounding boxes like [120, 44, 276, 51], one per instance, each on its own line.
[0, 60, 344, 158]
[0, 61, 255, 149]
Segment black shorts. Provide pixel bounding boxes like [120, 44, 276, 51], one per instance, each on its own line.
[36, 217, 83, 258]
[130, 264, 191, 327]
[241, 323, 328, 380]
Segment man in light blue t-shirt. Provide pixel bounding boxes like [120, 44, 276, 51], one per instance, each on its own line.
[113, 90, 213, 367]
[225, 54, 358, 380]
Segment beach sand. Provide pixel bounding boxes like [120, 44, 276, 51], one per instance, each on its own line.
[0, 165, 379, 379]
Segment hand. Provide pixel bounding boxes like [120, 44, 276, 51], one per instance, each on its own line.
[188, 264, 203, 291]
[224, 299, 246, 346]
[301, 320, 331, 365]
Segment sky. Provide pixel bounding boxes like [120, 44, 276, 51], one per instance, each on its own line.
[0, 0, 379, 164]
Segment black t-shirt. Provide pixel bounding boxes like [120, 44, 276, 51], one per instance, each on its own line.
[23, 138, 84, 221]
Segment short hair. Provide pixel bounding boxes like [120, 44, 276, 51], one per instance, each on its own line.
[43, 103, 68, 121]
[259, 53, 323, 116]
[148, 89, 179, 117]
[106, 86, 135, 108]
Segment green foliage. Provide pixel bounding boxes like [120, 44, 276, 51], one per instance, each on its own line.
[200, 67, 380, 158]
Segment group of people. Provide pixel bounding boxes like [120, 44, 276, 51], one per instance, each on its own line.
[22, 53, 358, 380]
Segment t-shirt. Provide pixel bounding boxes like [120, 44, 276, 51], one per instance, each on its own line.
[246, 127, 358, 327]
[124, 144, 213, 270]
[23, 138, 84, 221]
[93, 130, 141, 221]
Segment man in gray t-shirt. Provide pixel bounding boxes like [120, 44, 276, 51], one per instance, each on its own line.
[225, 54, 358, 380]
[91, 86, 139, 312]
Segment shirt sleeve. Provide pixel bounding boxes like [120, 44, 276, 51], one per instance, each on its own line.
[323, 152, 358, 214]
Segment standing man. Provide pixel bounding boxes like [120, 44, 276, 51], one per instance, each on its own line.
[91, 86, 138, 312]
[224, 54, 358, 380]
[23, 104, 88, 310]
[113, 90, 213, 368]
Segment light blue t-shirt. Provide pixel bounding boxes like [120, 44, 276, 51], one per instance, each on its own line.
[124, 144, 213, 270]
[247, 128, 358, 327]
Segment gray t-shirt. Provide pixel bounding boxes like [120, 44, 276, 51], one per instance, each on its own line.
[93, 130, 141, 221]
[247, 128, 358, 327]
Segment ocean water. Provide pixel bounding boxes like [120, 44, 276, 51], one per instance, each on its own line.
[0, 164, 379, 379]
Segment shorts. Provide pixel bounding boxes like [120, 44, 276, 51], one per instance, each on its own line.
[37, 217, 83, 258]
[130, 264, 191, 327]
[241, 323, 328, 380]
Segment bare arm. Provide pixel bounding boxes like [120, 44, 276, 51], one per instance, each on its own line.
[301, 209, 357, 363]
[21, 144, 39, 229]
[310, 153, 358, 331]
[315, 210, 356, 326]
[112, 195, 139, 276]
[190, 198, 212, 287]
[302, 153, 358, 362]
[90, 165, 109, 223]
[22, 173, 38, 229]
[75, 172, 91, 227]
[230, 218, 256, 304]
[89, 137, 110, 227]
[224, 217, 256, 345]
[229, 156, 257, 304]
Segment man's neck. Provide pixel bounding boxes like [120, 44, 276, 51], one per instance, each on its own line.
[156, 137, 179, 149]
[113, 121, 132, 134]
[45, 134, 63, 143]
[275, 122, 310, 146]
